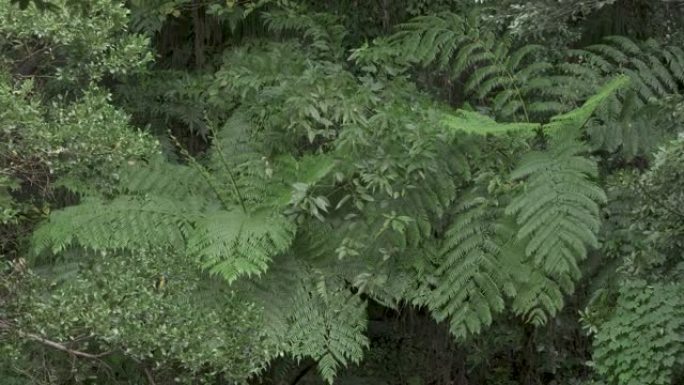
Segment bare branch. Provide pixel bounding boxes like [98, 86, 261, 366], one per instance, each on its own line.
[0, 320, 112, 359]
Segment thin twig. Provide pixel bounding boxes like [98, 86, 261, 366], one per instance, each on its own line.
[23, 332, 112, 359]
[144, 367, 157, 385]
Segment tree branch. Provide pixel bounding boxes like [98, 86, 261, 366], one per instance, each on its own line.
[0, 320, 113, 359]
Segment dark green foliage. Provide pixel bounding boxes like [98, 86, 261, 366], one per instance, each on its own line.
[592, 280, 684, 385]
[4, 249, 273, 384]
[4, 0, 684, 384]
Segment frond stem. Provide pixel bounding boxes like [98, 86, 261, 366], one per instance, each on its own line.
[168, 132, 233, 210]
[208, 126, 249, 214]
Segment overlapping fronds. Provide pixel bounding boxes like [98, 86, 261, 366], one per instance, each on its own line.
[506, 244, 573, 326]
[286, 278, 368, 384]
[245, 261, 368, 385]
[544, 75, 630, 134]
[32, 127, 302, 283]
[389, 11, 562, 121]
[586, 91, 676, 157]
[566, 36, 684, 104]
[387, 12, 467, 68]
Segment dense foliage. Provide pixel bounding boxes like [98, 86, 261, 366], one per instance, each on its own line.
[1, 0, 684, 384]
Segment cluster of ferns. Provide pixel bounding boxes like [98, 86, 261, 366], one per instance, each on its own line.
[22, 7, 684, 384]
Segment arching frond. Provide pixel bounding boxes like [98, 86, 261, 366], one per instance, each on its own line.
[32, 195, 193, 254]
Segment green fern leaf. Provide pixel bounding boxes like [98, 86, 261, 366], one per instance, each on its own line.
[190, 209, 296, 283]
[506, 140, 606, 276]
[429, 194, 517, 339]
[32, 195, 193, 255]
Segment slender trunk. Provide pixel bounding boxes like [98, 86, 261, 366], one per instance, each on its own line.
[381, 0, 390, 32]
[192, 0, 206, 69]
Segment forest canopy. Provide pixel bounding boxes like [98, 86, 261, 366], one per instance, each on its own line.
[1, 0, 684, 384]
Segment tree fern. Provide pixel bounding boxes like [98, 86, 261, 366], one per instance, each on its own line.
[33, 145, 339, 287]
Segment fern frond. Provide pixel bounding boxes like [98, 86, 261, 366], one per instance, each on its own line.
[117, 160, 216, 203]
[388, 13, 466, 67]
[283, 278, 368, 384]
[189, 209, 296, 283]
[389, 10, 560, 121]
[32, 195, 193, 255]
[441, 109, 540, 136]
[506, 140, 606, 276]
[425, 188, 521, 340]
[586, 90, 676, 158]
[510, 266, 568, 326]
[572, 37, 684, 106]
[544, 75, 630, 134]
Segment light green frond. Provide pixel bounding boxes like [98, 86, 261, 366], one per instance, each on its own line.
[32, 195, 193, 255]
[190, 209, 296, 283]
[544, 75, 630, 134]
[441, 109, 540, 136]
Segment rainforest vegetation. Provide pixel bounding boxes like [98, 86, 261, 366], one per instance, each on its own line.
[1, 0, 684, 384]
